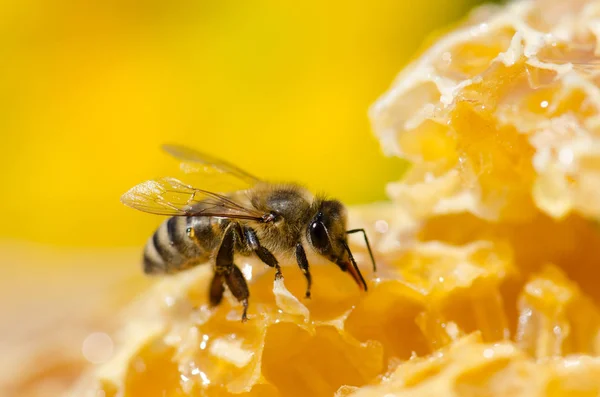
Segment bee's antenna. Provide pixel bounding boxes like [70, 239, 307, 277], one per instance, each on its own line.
[346, 228, 377, 272]
[341, 240, 368, 291]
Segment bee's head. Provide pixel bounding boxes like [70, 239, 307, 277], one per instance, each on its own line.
[307, 199, 367, 290]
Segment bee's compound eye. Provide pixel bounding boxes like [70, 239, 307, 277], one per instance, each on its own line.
[309, 221, 330, 252]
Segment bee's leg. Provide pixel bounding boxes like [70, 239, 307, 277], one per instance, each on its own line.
[295, 243, 312, 299]
[223, 265, 250, 322]
[208, 272, 225, 306]
[244, 227, 283, 280]
[215, 223, 250, 322]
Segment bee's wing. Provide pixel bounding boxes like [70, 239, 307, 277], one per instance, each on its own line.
[161, 144, 261, 187]
[121, 177, 266, 221]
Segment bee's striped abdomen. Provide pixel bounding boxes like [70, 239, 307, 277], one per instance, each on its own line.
[143, 216, 219, 274]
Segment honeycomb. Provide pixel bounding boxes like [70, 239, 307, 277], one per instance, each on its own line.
[63, 0, 600, 395]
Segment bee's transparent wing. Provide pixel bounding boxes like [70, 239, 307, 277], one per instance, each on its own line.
[121, 177, 266, 220]
[161, 144, 261, 190]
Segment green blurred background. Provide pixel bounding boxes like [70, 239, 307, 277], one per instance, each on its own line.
[0, 0, 497, 248]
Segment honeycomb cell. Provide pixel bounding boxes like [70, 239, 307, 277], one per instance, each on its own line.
[63, 0, 600, 396]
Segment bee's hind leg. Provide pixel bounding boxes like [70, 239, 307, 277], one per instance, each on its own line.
[215, 223, 250, 322]
[222, 265, 250, 322]
[208, 272, 225, 306]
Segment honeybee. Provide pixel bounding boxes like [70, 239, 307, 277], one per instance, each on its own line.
[121, 144, 376, 321]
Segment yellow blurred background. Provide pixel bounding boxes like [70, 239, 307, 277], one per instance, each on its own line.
[0, 0, 494, 249]
[0, 1, 504, 395]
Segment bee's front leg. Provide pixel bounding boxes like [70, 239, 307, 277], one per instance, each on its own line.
[212, 222, 250, 322]
[295, 243, 312, 299]
[244, 227, 283, 279]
